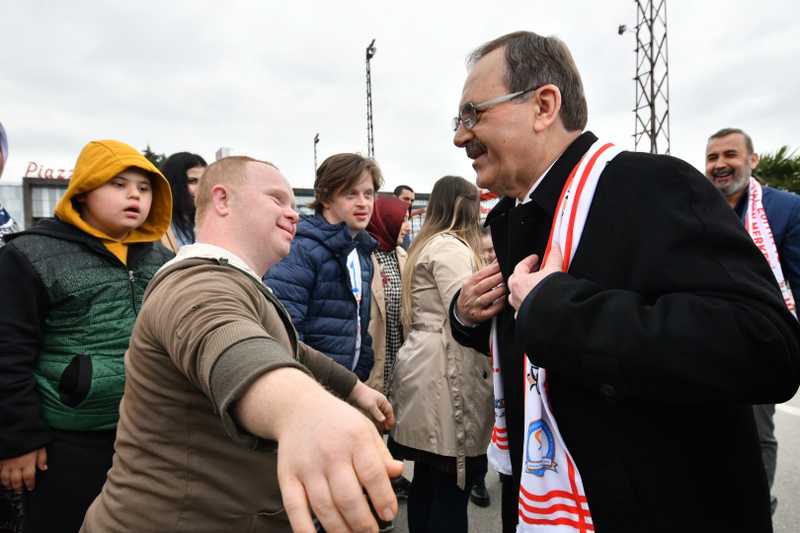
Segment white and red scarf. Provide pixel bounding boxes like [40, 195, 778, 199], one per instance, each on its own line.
[486, 139, 622, 532]
[743, 178, 796, 315]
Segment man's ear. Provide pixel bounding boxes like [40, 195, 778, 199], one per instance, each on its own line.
[211, 185, 231, 216]
[750, 151, 760, 171]
[532, 84, 562, 133]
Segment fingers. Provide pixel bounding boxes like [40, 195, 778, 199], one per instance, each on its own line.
[279, 474, 317, 533]
[376, 397, 395, 431]
[36, 447, 48, 471]
[328, 466, 379, 532]
[0, 463, 9, 491]
[355, 433, 399, 525]
[483, 294, 507, 317]
[472, 270, 506, 297]
[22, 460, 37, 492]
[513, 254, 540, 276]
[9, 466, 23, 493]
[305, 474, 359, 533]
[474, 259, 501, 280]
[366, 400, 386, 425]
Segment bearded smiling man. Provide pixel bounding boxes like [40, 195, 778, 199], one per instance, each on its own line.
[705, 127, 800, 516]
[448, 31, 800, 533]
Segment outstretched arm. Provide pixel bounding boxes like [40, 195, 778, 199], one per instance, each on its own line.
[236, 368, 403, 533]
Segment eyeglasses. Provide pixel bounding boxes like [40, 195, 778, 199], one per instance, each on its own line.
[452, 86, 539, 132]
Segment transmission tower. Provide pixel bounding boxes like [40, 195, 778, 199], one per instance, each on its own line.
[365, 39, 377, 158]
[620, 0, 671, 154]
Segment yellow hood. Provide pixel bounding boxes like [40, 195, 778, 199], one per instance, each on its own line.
[54, 140, 172, 243]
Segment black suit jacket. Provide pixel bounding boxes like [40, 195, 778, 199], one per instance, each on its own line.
[451, 132, 800, 533]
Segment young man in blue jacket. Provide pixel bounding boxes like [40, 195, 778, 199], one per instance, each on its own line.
[265, 153, 381, 381]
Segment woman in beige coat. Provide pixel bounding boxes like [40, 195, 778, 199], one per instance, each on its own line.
[390, 176, 493, 533]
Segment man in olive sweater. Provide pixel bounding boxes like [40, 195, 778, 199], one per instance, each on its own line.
[82, 156, 402, 533]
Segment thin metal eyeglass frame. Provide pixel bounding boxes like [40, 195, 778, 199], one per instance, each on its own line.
[452, 86, 539, 132]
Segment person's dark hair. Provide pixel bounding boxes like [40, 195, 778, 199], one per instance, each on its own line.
[468, 31, 588, 131]
[708, 128, 755, 155]
[393, 184, 414, 197]
[310, 153, 384, 214]
[161, 152, 207, 242]
[402, 176, 483, 325]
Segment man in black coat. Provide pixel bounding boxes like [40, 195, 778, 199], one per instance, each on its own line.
[449, 31, 800, 533]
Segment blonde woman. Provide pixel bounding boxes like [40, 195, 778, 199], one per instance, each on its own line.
[390, 176, 493, 533]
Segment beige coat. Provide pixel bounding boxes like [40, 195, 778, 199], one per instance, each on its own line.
[390, 233, 493, 489]
[81, 254, 357, 533]
[365, 246, 407, 394]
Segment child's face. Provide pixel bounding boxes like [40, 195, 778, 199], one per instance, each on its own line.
[80, 169, 153, 239]
[322, 170, 375, 234]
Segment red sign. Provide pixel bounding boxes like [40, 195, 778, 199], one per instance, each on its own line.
[25, 161, 73, 180]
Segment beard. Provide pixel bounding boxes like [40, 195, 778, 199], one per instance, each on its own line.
[710, 166, 750, 198]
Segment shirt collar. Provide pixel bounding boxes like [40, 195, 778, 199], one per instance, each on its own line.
[516, 160, 556, 206]
[159, 242, 263, 282]
[528, 131, 598, 218]
[483, 131, 598, 225]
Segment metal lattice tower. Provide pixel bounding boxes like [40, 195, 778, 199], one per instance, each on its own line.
[365, 39, 377, 158]
[626, 0, 671, 154]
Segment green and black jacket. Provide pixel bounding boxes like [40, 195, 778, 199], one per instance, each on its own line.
[0, 219, 172, 459]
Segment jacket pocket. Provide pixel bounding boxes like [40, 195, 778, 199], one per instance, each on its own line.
[58, 353, 92, 408]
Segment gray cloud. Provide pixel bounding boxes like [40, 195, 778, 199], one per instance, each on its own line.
[1, 0, 798, 192]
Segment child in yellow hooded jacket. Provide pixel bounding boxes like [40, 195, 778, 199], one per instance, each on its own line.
[0, 140, 173, 533]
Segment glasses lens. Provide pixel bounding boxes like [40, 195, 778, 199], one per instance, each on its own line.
[462, 104, 477, 129]
[452, 117, 461, 131]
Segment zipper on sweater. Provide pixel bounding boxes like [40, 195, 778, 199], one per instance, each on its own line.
[128, 270, 137, 313]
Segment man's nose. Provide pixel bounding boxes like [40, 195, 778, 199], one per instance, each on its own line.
[453, 122, 472, 148]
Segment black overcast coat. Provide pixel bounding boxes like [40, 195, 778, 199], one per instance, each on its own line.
[451, 131, 800, 533]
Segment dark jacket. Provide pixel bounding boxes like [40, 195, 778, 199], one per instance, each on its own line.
[734, 183, 800, 304]
[0, 219, 173, 459]
[264, 214, 376, 380]
[451, 132, 800, 533]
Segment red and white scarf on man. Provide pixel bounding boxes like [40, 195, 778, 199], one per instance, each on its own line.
[743, 177, 796, 315]
[487, 139, 622, 532]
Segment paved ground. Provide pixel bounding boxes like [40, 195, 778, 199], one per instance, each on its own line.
[391, 389, 800, 533]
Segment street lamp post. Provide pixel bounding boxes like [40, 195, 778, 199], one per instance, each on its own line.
[365, 39, 377, 158]
[313, 133, 320, 173]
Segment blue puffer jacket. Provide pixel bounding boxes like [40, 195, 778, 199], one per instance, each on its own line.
[735, 183, 800, 304]
[265, 214, 377, 380]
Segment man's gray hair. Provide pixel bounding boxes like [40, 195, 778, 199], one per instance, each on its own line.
[468, 31, 588, 131]
[708, 128, 755, 155]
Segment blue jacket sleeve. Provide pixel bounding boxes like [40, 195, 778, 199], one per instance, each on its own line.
[779, 198, 800, 306]
[263, 241, 316, 341]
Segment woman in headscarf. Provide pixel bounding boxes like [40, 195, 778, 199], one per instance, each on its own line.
[365, 194, 410, 396]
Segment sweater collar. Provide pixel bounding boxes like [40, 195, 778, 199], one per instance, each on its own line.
[159, 242, 262, 282]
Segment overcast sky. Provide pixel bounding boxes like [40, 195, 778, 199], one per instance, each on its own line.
[1, 0, 798, 192]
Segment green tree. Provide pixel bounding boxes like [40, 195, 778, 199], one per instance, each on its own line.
[142, 144, 166, 169]
[757, 146, 800, 194]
